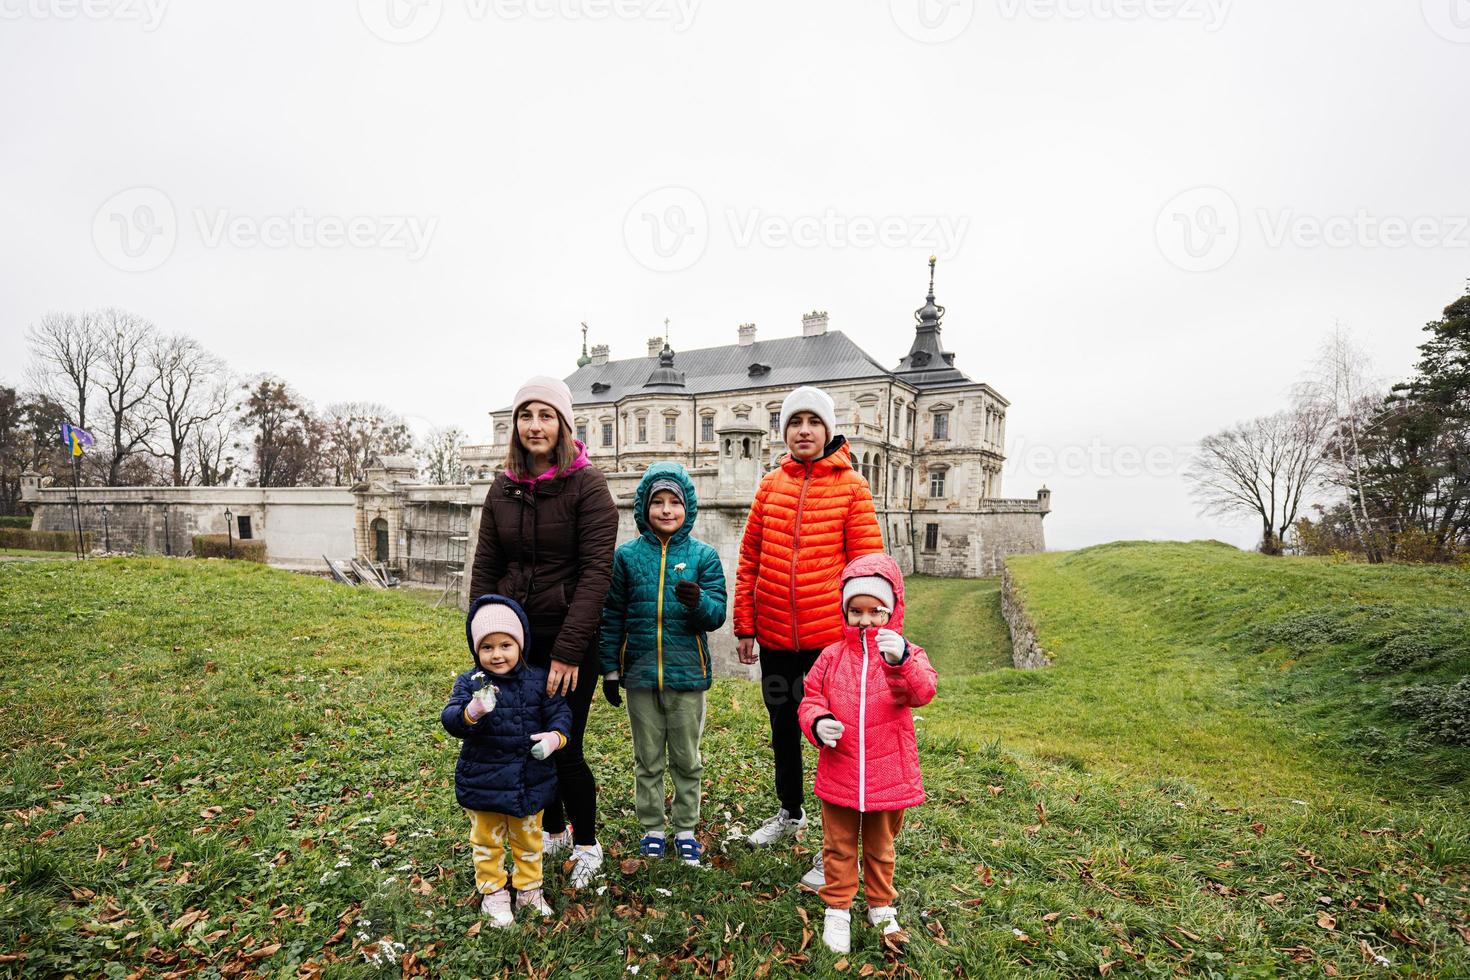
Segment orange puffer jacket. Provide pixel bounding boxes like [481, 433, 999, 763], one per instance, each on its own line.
[733, 437, 885, 651]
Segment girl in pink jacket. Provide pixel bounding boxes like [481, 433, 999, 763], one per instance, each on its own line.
[797, 553, 937, 954]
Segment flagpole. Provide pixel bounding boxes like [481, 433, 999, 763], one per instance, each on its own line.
[71, 452, 84, 559]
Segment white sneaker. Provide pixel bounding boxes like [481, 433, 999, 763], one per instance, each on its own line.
[746, 807, 807, 847]
[568, 843, 603, 890]
[822, 908, 851, 954]
[479, 888, 513, 929]
[798, 850, 825, 891]
[867, 905, 902, 936]
[515, 886, 553, 917]
[543, 829, 573, 859]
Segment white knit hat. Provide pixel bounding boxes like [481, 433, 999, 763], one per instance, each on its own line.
[470, 602, 524, 652]
[779, 386, 836, 437]
[842, 574, 896, 611]
[512, 376, 575, 429]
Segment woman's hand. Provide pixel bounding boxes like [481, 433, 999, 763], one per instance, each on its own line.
[547, 659, 578, 697]
[737, 637, 758, 665]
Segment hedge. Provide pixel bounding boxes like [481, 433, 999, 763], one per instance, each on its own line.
[0, 515, 33, 529]
[0, 527, 94, 552]
[192, 533, 266, 563]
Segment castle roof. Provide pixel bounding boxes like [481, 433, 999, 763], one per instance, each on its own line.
[565, 330, 894, 406]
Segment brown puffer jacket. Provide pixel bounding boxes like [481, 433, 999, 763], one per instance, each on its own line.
[733, 436, 885, 652]
[468, 449, 618, 666]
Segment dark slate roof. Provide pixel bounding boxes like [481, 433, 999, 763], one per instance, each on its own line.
[565, 330, 895, 405]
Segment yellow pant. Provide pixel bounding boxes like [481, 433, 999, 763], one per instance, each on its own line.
[467, 809, 544, 893]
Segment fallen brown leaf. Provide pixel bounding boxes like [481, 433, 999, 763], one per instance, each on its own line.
[1316, 911, 1336, 931]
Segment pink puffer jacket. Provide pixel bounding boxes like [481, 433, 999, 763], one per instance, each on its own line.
[798, 553, 937, 812]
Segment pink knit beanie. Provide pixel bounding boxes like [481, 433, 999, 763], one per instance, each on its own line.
[470, 603, 525, 652]
[512, 376, 575, 428]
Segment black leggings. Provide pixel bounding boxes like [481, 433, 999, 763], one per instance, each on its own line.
[529, 639, 600, 845]
[759, 646, 822, 818]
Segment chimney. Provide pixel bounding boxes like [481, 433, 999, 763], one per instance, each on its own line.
[802, 310, 829, 337]
[590, 344, 610, 366]
[738, 323, 756, 347]
[648, 337, 664, 357]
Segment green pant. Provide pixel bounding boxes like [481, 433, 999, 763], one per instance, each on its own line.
[626, 687, 707, 834]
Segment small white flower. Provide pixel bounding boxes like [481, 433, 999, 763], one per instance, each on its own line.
[674, 563, 686, 572]
[628, 967, 640, 975]
[655, 888, 672, 897]
[641, 933, 653, 943]
[596, 885, 608, 896]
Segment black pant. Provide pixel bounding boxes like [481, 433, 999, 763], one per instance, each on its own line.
[759, 645, 822, 818]
[528, 637, 600, 845]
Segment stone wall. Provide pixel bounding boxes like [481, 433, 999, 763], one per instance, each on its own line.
[22, 484, 355, 567]
[1000, 562, 1051, 670]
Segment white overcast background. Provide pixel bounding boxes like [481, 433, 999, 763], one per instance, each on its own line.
[2, 0, 1467, 551]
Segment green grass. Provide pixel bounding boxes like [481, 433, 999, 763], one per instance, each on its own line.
[2, 549, 1468, 977]
[902, 575, 1013, 675]
[0, 547, 76, 559]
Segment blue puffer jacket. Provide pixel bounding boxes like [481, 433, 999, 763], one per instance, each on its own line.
[441, 594, 573, 816]
[598, 463, 728, 691]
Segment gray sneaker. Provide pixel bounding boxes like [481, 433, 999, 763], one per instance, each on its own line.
[798, 850, 825, 891]
[746, 807, 807, 847]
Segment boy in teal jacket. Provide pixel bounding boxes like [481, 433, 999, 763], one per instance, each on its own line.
[599, 462, 727, 865]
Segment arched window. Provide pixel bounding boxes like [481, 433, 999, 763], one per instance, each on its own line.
[741, 437, 751, 458]
[724, 438, 733, 458]
[370, 518, 389, 563]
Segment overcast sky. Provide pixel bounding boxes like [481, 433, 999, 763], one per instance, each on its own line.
[3, 0, 1467, 551]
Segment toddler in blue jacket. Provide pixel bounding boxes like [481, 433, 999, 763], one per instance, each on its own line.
[442, 594, 572, 927]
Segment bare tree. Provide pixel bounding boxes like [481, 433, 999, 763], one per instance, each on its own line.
[93, 308, 158, 486]
[147, 333, 233, 485]
[25, 311, 100, 434]
[1186, 405, 1330, 554]
[418, 425, 467, 484]
[190, 408, 242, 487]
[1294, 325, 1389, 561]
[321, 402, 414, 485]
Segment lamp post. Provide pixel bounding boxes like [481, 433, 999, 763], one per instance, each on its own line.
[225, 507, 234, 558]
[100, 505, 110, 553]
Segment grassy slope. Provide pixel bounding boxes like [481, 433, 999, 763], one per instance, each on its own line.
[1, 551, 1468, 978]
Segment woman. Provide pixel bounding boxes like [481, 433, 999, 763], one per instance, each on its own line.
[733, 385, 884, 892]
[469, 375, 619, 890]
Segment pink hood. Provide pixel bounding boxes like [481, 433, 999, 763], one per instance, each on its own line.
[505, 439, 591, 485]
[798, 553, 936, 812]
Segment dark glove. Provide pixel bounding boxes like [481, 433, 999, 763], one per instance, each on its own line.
[602, 673, 622, 707]
[674, 579, 701, 609]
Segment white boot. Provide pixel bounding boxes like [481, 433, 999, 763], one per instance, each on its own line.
[543, 829, 573, 859]
[822, 908, 851, 954]
[479, 888, 513, 929]
[867, 905, 902, 936]
[568, 842, 604, 890]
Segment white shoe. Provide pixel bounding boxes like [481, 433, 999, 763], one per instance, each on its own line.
[822, 908, 851, 954]
[867, 905, 902, 936]
[747, 807, 807, 847]
[543, 829, 573, 859]
[479, 888, 513, 929]
[568, 843, 603, 890]
[515, 886, 553, 917]
[798, 850, 825, 891]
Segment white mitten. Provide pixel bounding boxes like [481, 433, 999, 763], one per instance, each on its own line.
[814, 718, 845, 748]
[875, 628, 906, 665]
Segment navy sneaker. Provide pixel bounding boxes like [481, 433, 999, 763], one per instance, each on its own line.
[638, 834, 666, 859]
[674, 836, 703, 866]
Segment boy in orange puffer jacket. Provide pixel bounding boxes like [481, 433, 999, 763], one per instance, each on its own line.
[733, 385, 884, 893]
[798, 553, 936, 954]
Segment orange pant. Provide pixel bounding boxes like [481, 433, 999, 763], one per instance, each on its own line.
[818, 801, 905, 910]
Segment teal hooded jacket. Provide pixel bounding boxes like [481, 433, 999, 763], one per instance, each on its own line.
[598, 463, 728, 691]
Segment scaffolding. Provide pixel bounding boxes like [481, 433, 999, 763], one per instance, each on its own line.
[399, 498, 470, 591]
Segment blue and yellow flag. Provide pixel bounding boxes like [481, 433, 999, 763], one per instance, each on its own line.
[60, 423, 95, 458]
